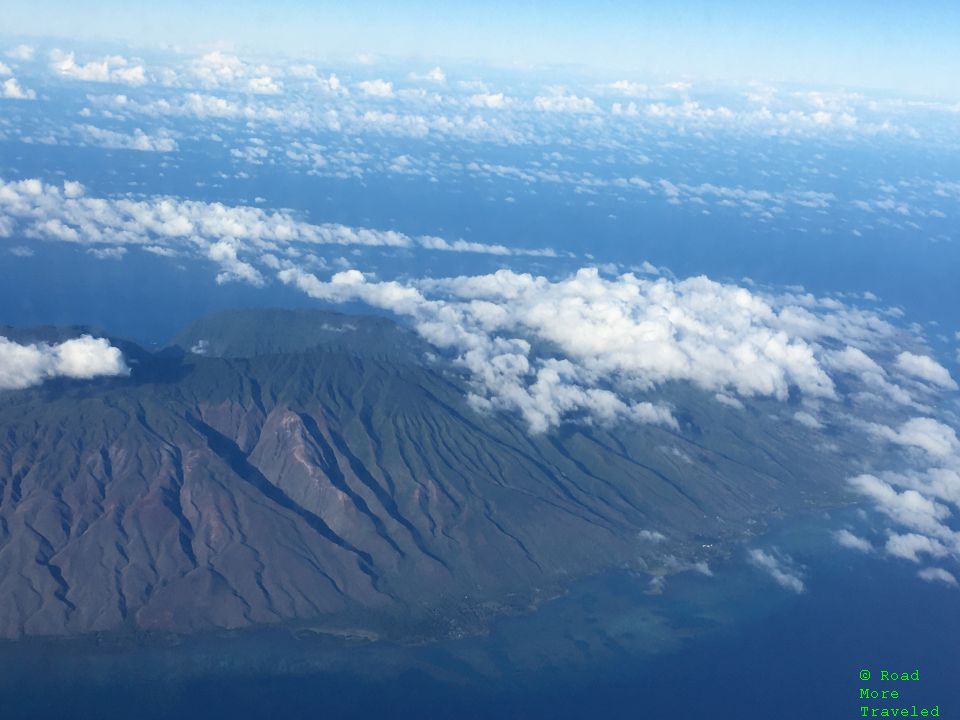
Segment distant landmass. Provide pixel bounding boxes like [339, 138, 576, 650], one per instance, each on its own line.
[0, 309, 854, 641]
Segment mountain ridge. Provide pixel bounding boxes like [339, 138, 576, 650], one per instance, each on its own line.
[0, 308, 855, 641]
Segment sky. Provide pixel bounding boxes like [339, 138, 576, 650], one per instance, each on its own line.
[1, 0, 958, 97]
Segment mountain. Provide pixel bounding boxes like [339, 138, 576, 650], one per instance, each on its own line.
[0, 309, 854, 641]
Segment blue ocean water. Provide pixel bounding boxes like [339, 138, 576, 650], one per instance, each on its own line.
[1, 511, 956, 719]
[3, 139, 959, 357]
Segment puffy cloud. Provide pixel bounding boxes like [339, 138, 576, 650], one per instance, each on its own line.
[173, 53, 286, 94]
[894, 351, 958, 390]
[315, 73, 344, 94]
[6, 44, 34, 61]
[0, 335, 129, 390]
[849, 474, 955, 541]
[1, 77, 35, 100]
[87, 246, 127, 260]
[357, 79, 393, 98]
[917, 567, 958, 586]
[247, 76, 281, 94]
[870, 417, 959, 459]
[534, 91, 598, 113]
[794, 411, 823, 429]
[885, 533, 950, 563]
[49, 49, 146, 86]
[713, 393, 744, 410]
[287, 63, 318, 79]
[190, 50, 244, 86]
[273, 266, 919, 431]
[847, 410, 960, 584]
[468, 92, 509, 109]
[0, 62, 11, 76]
[748, 548, 805, 593]
[824, 346, 913, 405]
[416, 235, 555, 257]
[0, 176, 554, 266]
[409, 66, 445, 83]
[74, 124, 178, 152]
[208, 239, 265, 286]
[834, 529, 873, 552]
[3, 175, 953, 443]
[608, 80, 648, 96]
[279, 267, 425, 315]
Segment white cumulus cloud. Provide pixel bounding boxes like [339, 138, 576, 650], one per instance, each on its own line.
[917, 567, 958, 586]
[357, 79, 394, 97]
[273, 266, 906, 432]
[748, 548, 805, 593]
[49, 49, 146, 86]
[895, 351, 957, 390]
[0, 335, 129, 390]
[1, 77, 35, 100]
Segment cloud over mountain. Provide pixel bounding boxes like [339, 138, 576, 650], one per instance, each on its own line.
[0, 335, 129, 389]
[276, 265, 932, 433]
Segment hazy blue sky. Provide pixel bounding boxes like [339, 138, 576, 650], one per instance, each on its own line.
[1, 0, 959, 96]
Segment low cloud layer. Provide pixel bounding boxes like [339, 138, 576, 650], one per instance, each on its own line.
[0, 177, 557, 264]
[276, 265, 947, 433]
[0, 335, 129, 390]
[845, 410, 960, 588]
[49, 49, 146, 86]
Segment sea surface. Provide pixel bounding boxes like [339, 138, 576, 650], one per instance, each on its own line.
[1, 509, 956, 719]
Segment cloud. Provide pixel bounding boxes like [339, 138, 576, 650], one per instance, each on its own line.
[87, 246, 128, 260]
[409, 66, 445, 83]
[885, 533, 950, 562]
[315, 73, 344, 94]
[0, 335, 129, 390]
[247, 76, 281, 94]
[638, 530, 666, 543]
[74, 125, 178, 152]
[190, 50, 247, 86]
[468, 92, 509, 109]
[834, 529, 873, 552]
[416, 235, 555, 257]
[0, 177, 557, 268]
[824, 346, 914, 405]
[869, 417, 959, 459]
[0, 62, 11, 76]
[3, 174, 954, 442]
[608, 80, 648, 96]
[895, 351, 958, 390]
[287, 65, 345, 94]
[357, 79, 394, 98]
[1, 77, 35, 100]
[272, 266, 919, 431]
[748, 548, 805, 593]
[794, 410, 823, 429]
[917, 567, 958, 587]
[534, 91, 598, 113]
[208, 239, 265, 287]
[6, 44, 34, 61]
[849, 474, 957, 544]
[49, 49, 146, 86]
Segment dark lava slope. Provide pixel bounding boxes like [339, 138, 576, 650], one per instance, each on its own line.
[0, 310, 853, 640]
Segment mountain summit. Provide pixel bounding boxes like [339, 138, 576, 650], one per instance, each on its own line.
[0, 309, 846, 640]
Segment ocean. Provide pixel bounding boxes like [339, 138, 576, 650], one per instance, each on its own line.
[1, 509, 956, 719]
